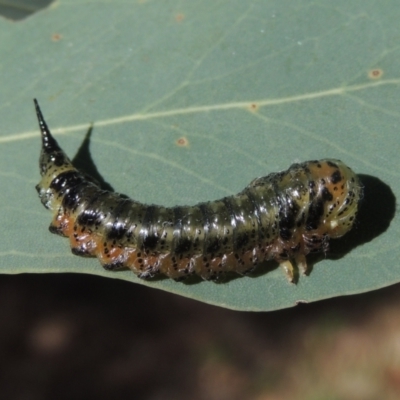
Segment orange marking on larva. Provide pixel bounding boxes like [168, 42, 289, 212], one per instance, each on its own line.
[175, 13, 184, 22]
[307, 161, 333, 181]
[96, 241, 125, 265]
[51, 214, 74, 237]
[107, 247, 125, 261]
[126, 250, 166, 277]
[368, 68, 383, 79]
[167, 258, 183, 278]
[125, 249, 140, 272]
[146, 255, 162, 268]
[160, 255, 175, 276]
[157, 254, 181, 279]
[222, 253, 241, 272]
[309, 162, 342, 196]
[69, 232, 98, 256]
[231, 250, 257, 274]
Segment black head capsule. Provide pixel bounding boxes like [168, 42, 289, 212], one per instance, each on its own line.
[34, 99, 73, 176]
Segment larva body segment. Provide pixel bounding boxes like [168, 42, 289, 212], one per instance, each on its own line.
[34, 100, 362, 282]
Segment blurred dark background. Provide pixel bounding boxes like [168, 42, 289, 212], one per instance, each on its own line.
[1, 273, 400, 400]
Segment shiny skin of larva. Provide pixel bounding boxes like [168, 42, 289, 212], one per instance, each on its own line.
[34, 110, 280, 280]
[107, 188, 279, 279]
[36, 158, 78, 212]
[39, 158, 362, 282]
[40, 167, 274, 279]
[35, 96, 361, 281]
[46, 188, 279, 280]
[240, 159, 362, 280]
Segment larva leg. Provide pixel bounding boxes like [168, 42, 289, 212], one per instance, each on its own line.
[279, 260, 298, 283]
[296, 254, 309, 275]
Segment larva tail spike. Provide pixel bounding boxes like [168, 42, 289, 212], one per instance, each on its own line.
[34, 98, 63, 154]
[34, 99, 74, 177]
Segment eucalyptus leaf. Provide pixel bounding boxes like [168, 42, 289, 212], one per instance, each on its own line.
[0, 0, 398, 311]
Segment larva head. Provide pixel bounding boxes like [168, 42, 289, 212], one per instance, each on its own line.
[305, 159, 362, 239]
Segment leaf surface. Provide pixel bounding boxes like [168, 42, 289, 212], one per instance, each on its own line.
[0, 0, 399, 310]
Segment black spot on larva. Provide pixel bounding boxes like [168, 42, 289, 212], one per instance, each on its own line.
[199, 204, 211, 234]
[205, 237, 221, 254]
[77, 195, 105, 223]
[234, 232, 249, 250]
[61, 182, 87, 210]
[321, 187, 333, 202]
[279, 197, 300, 231]
[49, 151, 69, 167]
[330, 170, 342, 184]
[71, 247, 90, 256]
[48, 224, 64, 236]
[78, 206, 103, 226]
[50, 170, 84, 192]
[306, 199, 324, 231]
[174, 237, 192, 254]
[106, 222, 127, 241]
[327, 161, 338, 168]
[280, 228, 292, 240]
[142, 234, 159, 250]
[103, 261, 124, 271]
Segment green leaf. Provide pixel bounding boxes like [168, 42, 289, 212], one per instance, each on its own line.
[0, 0, 399, 311]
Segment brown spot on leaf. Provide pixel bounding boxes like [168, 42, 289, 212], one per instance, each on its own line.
[175, 13, 184, 22]
[51, 33, 62, 42]
[248, 103, 259, 112]
[176, 137, 189, 147]
[368, 69, 383, 79]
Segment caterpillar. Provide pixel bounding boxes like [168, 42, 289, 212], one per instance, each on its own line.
[34, 99, 362, 282]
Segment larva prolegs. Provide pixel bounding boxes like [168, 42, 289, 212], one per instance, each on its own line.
[277, 253, 309, 283]
[296, 253, 309, 276]
[279, 260, 297, 283]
